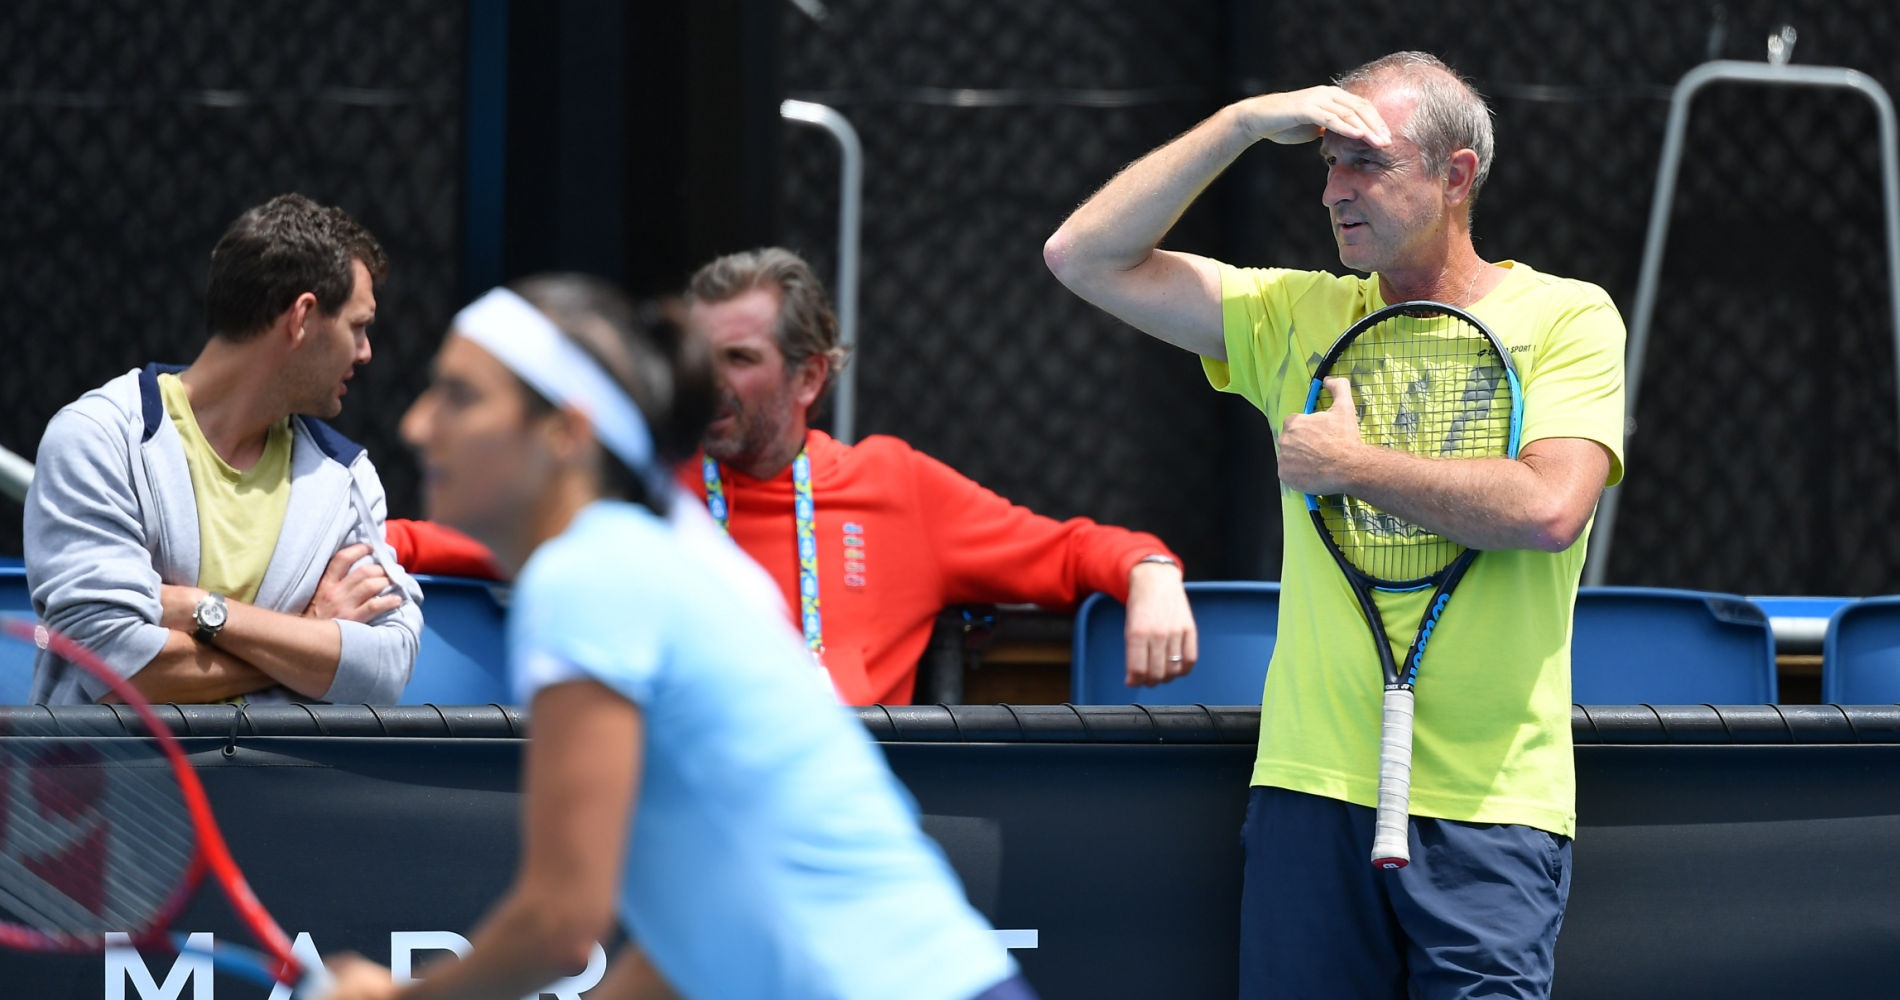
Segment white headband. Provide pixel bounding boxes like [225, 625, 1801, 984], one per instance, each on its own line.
[453, 287, 658, 480]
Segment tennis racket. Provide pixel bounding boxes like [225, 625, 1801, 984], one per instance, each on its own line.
[1300, 300, 1523, 870]
[0, 615, 333, 996]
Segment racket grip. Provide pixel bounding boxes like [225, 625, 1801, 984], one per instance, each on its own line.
[1371, 686, 1416, 870]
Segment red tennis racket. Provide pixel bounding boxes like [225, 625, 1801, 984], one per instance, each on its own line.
[0, 615, 333, 996]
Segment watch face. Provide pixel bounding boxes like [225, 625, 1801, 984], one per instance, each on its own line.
[198, 596, 227, 629]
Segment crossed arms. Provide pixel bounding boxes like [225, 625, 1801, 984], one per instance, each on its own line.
[26, 397, 419, 704]
[127, 544, 404, 702]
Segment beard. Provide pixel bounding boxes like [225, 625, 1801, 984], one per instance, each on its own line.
[702, 380, 801, 475]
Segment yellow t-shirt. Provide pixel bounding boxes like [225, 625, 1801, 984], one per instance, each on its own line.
[158, 373, 292, 604]
[1204, 262, 1626, 837]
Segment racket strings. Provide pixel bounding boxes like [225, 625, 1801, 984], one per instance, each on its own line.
[1318, 311, 1515, 585]
[0, 729, 196, 941]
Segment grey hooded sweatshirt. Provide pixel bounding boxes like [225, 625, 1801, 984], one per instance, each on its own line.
[24, 363, 422, 704]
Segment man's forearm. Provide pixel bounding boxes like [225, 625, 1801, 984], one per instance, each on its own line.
[1317, 441, 1610, 554]
[160, 584, 345, 699]
[205, 600, 345, 699]
[1046, 103, 1255, 280]
[118, 631, 277, 704]
[1045, 86, 1393, 359]
[1043, 101, 1264, 358]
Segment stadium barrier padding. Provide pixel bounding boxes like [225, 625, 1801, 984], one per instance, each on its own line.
[3, 703, 1899, 999]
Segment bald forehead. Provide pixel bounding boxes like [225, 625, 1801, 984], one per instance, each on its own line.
[1349, 78, 1420, 119]
[1319, 85, 1419, 160]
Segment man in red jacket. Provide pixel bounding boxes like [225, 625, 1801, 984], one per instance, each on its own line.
[687, 247, 1197, 706]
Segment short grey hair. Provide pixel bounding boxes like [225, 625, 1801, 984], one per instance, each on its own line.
[1338, 51, 1496, 212]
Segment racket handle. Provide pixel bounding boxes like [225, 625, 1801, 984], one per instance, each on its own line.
[1371, 686, 1416, 870]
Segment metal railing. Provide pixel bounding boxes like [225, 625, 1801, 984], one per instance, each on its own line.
[780, 99, 863, 444]
[1585, 50, 1900, 585]
[0, 445, 30, 504]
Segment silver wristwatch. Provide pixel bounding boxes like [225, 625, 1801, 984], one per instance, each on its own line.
[192, 591, 229, 643]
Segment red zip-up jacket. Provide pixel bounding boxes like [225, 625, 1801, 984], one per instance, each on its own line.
[688, 431, 1178, 705]
[385, 518, 505, 580]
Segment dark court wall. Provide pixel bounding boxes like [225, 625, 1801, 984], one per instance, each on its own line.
[1, 704, 1896, 998]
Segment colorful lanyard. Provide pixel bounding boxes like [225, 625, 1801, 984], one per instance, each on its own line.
[702, 448, 824, 660]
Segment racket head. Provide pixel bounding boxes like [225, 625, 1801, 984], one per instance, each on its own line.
[0, 616, 307, 987]
[1303, 300, 1522, 589]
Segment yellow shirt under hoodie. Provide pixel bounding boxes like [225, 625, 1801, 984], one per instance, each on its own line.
[158, 372, 291, 604]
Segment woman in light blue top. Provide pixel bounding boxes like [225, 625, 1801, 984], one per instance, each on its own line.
[325, 275, 1031, 1000]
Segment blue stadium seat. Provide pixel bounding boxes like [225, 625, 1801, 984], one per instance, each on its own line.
[1750, 594, 1851, 656]
[1821, 596, 1900, 703]
[0, 565, 33, 704]
[0, 568, 513, 706]
[402, 574, 512, 706]
[1070, 581, 1279, 705]
[1571, 586, 1777, 704]
[1751, 595, 1853, 622]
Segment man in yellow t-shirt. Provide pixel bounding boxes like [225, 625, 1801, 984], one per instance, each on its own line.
[1046, 52, 1624, 999]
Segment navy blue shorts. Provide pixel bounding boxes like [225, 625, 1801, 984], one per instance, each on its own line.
[1239, 786, 1571, 999]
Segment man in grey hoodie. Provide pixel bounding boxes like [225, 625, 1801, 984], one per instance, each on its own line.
[25, 193, 422, 705]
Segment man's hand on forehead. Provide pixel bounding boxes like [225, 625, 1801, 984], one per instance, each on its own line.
[1244, 86, 1392, 148]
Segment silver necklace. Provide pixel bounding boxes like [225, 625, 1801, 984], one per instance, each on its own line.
[1398, 263, 1487, 306]
[1462, 262, 1486, 306]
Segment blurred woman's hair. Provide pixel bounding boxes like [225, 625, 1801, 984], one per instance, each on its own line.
[509, 273, 715, 513]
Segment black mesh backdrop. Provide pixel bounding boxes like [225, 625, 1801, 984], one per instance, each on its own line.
[7, 1, 1900, 595]
[1, 1, 464, 557]
[778, 1, 1238, 577]
[1631, 79, 1894, 594]
[781, 0, 1900, 593]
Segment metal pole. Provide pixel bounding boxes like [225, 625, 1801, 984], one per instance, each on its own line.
[1584, 60, 1900, 586]
[0, 445, 32, 504]
[779, 99, 863, 444]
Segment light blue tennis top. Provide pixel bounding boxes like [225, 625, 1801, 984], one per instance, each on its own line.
[510, 498, 1015, 1000]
